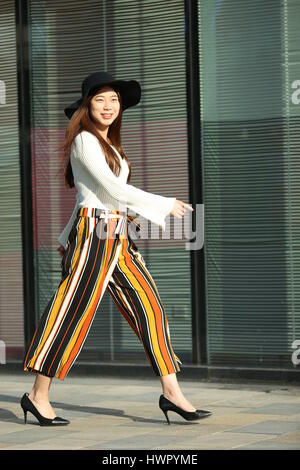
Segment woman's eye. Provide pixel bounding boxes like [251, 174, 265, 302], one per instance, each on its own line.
[96, 98, 118, 102]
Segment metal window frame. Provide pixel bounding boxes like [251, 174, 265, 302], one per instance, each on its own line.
[185, 0, 207, 365]
[15, 0, 206, 367]
[15, 0, 36, 348]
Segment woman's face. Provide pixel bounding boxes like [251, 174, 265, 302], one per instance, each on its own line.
[89, 86, 120, 128]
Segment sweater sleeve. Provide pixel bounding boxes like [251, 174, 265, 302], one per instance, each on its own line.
[58, 196, 79, 249]
[73, 131, 176, 230]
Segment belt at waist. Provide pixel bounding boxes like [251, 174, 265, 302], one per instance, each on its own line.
[77, 207, 127, 236]
[77, 207, 141, 235]
[77, 207, 126, 218]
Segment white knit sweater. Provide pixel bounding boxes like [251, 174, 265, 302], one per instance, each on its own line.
[58, 130, 176, 248]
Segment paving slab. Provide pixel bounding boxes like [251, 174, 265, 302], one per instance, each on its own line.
[225, 420, 300, 435]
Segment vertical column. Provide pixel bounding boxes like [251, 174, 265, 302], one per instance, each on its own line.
[184, 0, 207, 365]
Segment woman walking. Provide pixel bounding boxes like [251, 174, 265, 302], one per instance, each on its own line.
[21, 72, 212, 426]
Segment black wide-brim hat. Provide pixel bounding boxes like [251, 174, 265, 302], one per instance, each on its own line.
[64, 71, 141, 119]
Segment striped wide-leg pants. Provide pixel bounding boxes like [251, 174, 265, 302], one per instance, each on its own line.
[23, 207, 182, 380]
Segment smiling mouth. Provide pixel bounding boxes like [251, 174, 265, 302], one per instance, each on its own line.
[101, 114, 113, 119]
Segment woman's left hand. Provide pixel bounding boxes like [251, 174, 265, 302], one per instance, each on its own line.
[170, 199, 194, 219]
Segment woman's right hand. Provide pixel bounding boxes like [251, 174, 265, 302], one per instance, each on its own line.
[170, 199, 194, 219]
[57, 245, 66, 257]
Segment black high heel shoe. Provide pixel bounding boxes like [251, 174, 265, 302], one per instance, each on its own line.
[20, 393, 70, 426]
[159, 394, 212, 425]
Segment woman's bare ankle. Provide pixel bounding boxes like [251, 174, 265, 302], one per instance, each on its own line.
[162, 385, 183, 397]
[29, 373, 52, 403]
[29, 390, 50, 403]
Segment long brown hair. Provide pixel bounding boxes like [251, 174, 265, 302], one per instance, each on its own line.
[58, 86, 132, 188]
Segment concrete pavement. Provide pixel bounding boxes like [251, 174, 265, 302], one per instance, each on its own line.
[0, 372, 300, 450]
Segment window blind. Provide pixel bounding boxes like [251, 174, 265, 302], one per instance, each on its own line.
[198, 0, 300, 367]
[0, 0, 25, 362]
